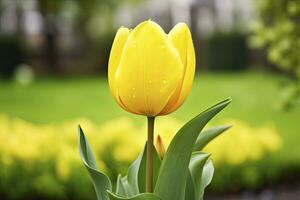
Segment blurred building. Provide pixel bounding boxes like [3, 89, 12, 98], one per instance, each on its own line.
[115, 0, 256, 36]
[0, 0, 258, 76]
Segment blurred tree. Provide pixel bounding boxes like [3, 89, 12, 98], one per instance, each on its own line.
[38, 0, 62, 73]
[75, 0, 141, 73]
[0, 0, 141, 74]
[36, 0, 140, 73]
[0, 36, 23, 78]
[249, 0, 300, 109]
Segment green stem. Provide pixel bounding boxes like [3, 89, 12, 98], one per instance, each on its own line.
[147, 116, 155, 193]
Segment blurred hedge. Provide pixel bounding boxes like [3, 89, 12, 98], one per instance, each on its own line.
[0, 115, 283, 199]
[0, 36, 23, 78]
[205, 32, 247, 71]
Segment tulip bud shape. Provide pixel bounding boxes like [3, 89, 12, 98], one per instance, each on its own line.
[108, 20, 195, 116]
[156, 134, 166, 159]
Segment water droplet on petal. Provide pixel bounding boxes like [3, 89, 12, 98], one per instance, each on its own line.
[161, 45, 165, 49]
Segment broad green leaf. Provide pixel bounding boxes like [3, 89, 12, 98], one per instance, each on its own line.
[199, 159, 214, 200]
[126, 142, 161, 196]
[154, 98, 231, 200]
[116, 174, 127, 196]
[185, 171, 195, 200]
[185, 153, 212, 200]
[189, 152, 210, 200]
[127, 145, 145, 195]
[121, 176, 135, 197]
[193, 125, 232, 151]
[78, 126, 112, 200]
[107, 191, 162, 200]
[137, 143, 161, 193]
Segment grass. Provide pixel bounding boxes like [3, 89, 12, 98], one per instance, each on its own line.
[1, 71, 300, 166]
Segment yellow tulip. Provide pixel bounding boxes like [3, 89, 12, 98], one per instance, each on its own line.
[108, 20, 195, 116]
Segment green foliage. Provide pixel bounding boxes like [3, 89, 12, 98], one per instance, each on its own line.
[113, 143, 161, 197]
[107, 191, 162, 200]
[126, 143, 161, 194]
[78, 126, 112, 200]
[188, 153, 210, 199]
[198, 159, 214, 198]
[194, 125, 232, 151]
[1, 73, 300, 199]
[206, 32, 247, 71]
[250, 0, 300, 107]
[0, 36, 23, 78]
[250, 0, 300, 76]
[0, 112, 283, 199]
[0, 160, 95, 200]
[78, 99, 231, 200]
[154, 99, 231, 200]
[38, 0, 64, 14]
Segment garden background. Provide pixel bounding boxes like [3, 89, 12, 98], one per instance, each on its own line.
[0, 0, 299, 199]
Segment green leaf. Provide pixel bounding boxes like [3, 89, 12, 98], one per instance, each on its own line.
[121, 176, 135, 197]
[126, 142, 161, 196]
[137, 143, 161, 193]
[116, 174, 127, 196]
[189, 152, 210, 200]
[199, 159, 214, 200]
[154, 98, 231, 200]
[107, 191, 162, 200]
[78, 126, 112, 200]
[127, 145, 145, 195]
[194, 125, 232, 151]
[185, 171, 195, 200]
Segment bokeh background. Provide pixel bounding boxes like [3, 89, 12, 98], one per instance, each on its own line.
[0, 0, 299, 199]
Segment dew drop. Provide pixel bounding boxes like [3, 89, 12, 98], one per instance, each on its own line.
[161, 45, 165, 49]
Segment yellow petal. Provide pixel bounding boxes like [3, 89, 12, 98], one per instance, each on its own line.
[115, 20, 183, 116]
[160, 23, 196, 115]
[108, 27, 130, 110]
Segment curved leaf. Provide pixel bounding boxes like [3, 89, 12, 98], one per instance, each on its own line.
[199, 159, 214, 200]
[154, 98, 231, 200]
[137, 143, 161, 193]
[189, 152, 210, 200]
[116, 174, 127, 196]
[126, 142, 161, 196]
[127, 145, 145, 195]
[78, 126, 112, 200]
[121, 176, 135, 197]
[107, 191, 162, 200]
[193, 125, 232, 151]
[185, 171, 195, 200]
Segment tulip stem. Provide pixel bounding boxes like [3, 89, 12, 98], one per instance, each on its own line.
[147, 116, 155, 193]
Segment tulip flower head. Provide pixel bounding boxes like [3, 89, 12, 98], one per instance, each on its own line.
[108, 20, 195, 116]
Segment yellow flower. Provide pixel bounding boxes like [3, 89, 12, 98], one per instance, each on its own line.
[108, 20, 195, 116]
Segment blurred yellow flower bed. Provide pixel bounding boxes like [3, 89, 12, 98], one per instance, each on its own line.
[0, 114, 282, 181]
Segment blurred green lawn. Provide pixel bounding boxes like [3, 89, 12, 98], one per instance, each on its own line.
[1, 71, 300, 165]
